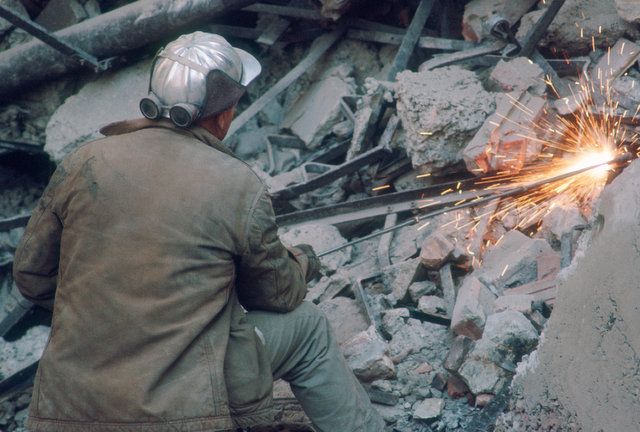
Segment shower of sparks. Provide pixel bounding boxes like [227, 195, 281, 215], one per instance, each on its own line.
[412, 42, 640, 257]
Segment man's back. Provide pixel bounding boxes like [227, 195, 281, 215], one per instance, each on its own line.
[14, 121, 267, 431]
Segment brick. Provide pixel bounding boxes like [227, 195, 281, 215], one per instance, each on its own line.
[447, 375, 470, 399]
[463, 91, 546, 175]
[420, 233, 455, 269]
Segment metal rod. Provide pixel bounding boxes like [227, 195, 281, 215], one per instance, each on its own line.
[519, 0, 566, 58]
[387, 0, 435, 80]
[318, 153, 632, 257]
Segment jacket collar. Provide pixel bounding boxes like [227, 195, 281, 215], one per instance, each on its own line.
[99, 118, 237, 158]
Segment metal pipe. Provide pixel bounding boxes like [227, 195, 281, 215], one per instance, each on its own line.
[0, 0, 257, 98]
[318, 153, 632, 257]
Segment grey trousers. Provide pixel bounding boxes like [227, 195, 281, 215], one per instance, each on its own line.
[246, 302, 385, 432]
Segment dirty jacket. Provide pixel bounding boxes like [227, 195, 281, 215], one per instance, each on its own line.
[12, 119, 308, 432]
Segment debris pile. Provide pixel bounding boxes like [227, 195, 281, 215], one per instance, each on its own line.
[1, 0, 640, 430]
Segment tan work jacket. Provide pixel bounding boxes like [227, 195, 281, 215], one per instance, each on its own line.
[12, 119, 308, 431]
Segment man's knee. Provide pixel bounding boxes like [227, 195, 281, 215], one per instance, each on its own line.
[290, 302, 332, 337]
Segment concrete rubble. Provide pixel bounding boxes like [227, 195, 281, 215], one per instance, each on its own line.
[2, 0, 640, 430]
[395, 65, 495, 171]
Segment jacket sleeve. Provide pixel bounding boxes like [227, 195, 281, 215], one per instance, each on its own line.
[236, 187, 307, 313]
[12, 164, 67, 310]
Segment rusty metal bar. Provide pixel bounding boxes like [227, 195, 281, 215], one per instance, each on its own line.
[275, 177, 480, 228]
[387, 0, 435, 80]
[271, 144, 392, 200]
[519, 0, 567, 58]
[318, 153, 632, 257]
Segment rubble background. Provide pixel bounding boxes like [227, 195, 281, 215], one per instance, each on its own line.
[1, 0, 640, 431]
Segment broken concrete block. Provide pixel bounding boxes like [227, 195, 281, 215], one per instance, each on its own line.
[482, 310, 539, 361]
[45, 59, 152, 162]
[305, 272, 351, 304]
[35, 0, 88, 31]
[463, 91, 546, 175]
[493, 294, 535, 315]
[444, 335, 474, 373]
[536, 253, 561, 281]
[615, 0, 640, 24]
[382, 308, 410, 338]
[591, 38, 640, 105]
[396, 66, 495, 171]
[462, 0, 537, 42]
[537, 204, 585, 246]
[280, 224, 352, 273]
[342, 326, 395, 382]
[418, 296, 448, 317]
[489, 58, 546, 96]
[420, 233, 455, 269]
[516, 0, 638, 55]
[612, 76, 640, 110]
[413, 398, 444, 421]
[382, 257, 420, 303]
[458, 357, 505, 395]
[447, 375, 470, 399]
[390, 223, 426, 264]
[408, 280, 439, 303]
[318, 297, 369, 346]
[388, 319, 452, 364]
[450, 276, 496, 340]
[283, 65, 356, 149]
[476, 230, 554, 293]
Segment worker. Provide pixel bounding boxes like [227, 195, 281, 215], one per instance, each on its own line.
[12, 32, 385, 432]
